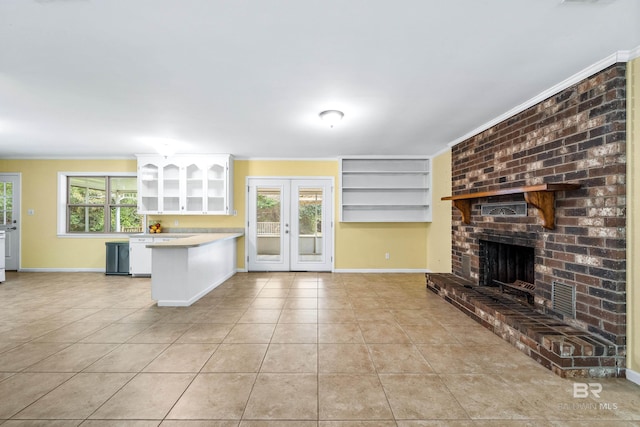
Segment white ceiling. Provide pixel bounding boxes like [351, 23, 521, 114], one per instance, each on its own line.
[1, 0, 639, 160]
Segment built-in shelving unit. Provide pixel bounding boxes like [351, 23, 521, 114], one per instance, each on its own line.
[442, 183, 581, 229]
[340, 157, 432, 222]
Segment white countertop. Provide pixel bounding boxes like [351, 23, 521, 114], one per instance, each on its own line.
[145, 232, 243, 249]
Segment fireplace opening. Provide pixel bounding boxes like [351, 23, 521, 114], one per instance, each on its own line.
[479, 239, 535, 303]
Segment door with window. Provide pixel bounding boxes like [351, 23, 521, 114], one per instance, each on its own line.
[247, 178, 333, 271]
[0, 174, 20, 270]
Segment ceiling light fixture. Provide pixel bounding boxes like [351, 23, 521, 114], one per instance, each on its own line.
[157, 142, 176, 158]
[319, 110, 344, 128]
[139, 137, 180, 158]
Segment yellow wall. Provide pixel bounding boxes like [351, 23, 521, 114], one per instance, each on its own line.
[0, 159, 137, 269]
[426, 149, 452, 273]
[627, 57, 640, 376]
[0, 158, 434, 271]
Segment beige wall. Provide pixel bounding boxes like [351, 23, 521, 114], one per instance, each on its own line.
[426, 149, 452, 273]
[0, 159, 137, 269]
[627, 57, 640, 376]
[0, 158, 436, 272]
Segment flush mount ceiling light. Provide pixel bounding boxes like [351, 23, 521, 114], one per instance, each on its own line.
[157, 142, 176, 158]
[139, 137, 180, 158]
[319, 110, 344, 128]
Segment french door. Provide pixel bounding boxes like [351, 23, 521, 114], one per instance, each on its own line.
[0, 174, 20, 270]
[247, 178, 333, 271]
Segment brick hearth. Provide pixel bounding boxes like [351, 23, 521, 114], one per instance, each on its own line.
[426, 273, 623, 378]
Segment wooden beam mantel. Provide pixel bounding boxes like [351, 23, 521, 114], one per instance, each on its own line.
[441, 183, 581, 229]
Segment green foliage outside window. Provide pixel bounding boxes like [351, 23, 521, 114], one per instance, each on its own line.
[67, 176, 142, 233]
[256, 191, 322, 236]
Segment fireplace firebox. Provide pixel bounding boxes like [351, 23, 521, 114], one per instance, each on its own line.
[479, 239, 535, 287]
[478, 235, 536, 304]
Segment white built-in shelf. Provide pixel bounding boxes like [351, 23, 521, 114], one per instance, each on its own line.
[136, 154, 234, 215]
[340, 157, 432, 222]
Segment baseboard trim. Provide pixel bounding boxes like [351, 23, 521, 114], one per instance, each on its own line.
[626, 368, 640, 386]
[19, 268, 104, 273]
[333, 268, 430, 273]
[156, 270, 235, 307]
[18, 268, 250, 274]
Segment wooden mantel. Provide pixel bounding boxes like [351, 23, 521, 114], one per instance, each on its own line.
[441, 183, 581, 230]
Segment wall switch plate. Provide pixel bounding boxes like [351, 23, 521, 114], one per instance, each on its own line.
[27, 209, 35, 216]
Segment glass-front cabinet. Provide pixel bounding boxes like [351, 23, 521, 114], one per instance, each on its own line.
[136, 154, 233, 215]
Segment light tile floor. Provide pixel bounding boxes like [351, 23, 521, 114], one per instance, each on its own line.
[0, 271, 639, 426]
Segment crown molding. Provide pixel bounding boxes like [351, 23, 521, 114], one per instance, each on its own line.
[448, 46, 640, 148]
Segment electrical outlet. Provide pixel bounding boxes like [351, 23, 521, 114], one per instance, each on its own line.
[27, 209, 35, 216]
[385, 252, 390, 260]
[174, 220, 179, 226]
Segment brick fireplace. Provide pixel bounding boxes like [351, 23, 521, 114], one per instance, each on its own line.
[428, 63, 627, 377]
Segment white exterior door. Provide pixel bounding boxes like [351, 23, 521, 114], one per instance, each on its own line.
[0, 174, 20, 270]
[247, 178, 333, 272]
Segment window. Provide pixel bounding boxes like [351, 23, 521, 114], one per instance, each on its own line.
[0, 180, 13, 226]
[59, 173, 143, 234]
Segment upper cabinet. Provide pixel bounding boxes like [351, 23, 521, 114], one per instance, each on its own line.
[340, 157, 432, 222]
[136, 154, 234, 215]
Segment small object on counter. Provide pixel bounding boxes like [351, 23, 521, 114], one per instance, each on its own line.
[149, 222, 162, 233]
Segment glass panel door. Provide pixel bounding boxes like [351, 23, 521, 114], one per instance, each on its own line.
[185, 163, 204, 213]
[247, 179, 290, 271]
[207, 163, 226, 212]
[0, 174, 20, 270]
[138, 163, 158, 212]
[247, 178, 333, 272]
[297, 187, 322, 262]
[291, 179, 333, 271]
[162, 163, 181, 213]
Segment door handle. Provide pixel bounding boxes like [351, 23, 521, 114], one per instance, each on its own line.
[7, 227, 16, 231]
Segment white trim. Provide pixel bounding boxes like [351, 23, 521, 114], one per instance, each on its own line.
[57, 233, 141, 239]
[234, 157, 338, 161]
[629, 45, 640, 61]
[246, 176, 335, 181]
[1, 156, 135, 160]
[333, 268, 429, 273]
[448, 47, 640, 148]
[338, 154, 431, 160]
[19, 268, 104, 273]
[626, 368, 640, 386]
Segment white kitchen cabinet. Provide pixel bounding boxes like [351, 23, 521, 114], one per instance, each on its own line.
[129, 236, 153, 276]
[129, 235, 182, 276]
[340, 157, 432, 222]
[136, 154, 234, 215]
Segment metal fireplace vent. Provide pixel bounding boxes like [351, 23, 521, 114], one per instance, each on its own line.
[552, 281, 576, 318]
[481, 202, 527, 217]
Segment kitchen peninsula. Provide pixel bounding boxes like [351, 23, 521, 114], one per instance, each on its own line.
[146, 232, 243, 306]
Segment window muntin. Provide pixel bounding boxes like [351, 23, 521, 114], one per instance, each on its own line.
[66, 176, 142, 233]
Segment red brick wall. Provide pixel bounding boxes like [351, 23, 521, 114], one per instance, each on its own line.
[450, 64, 627, 346]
